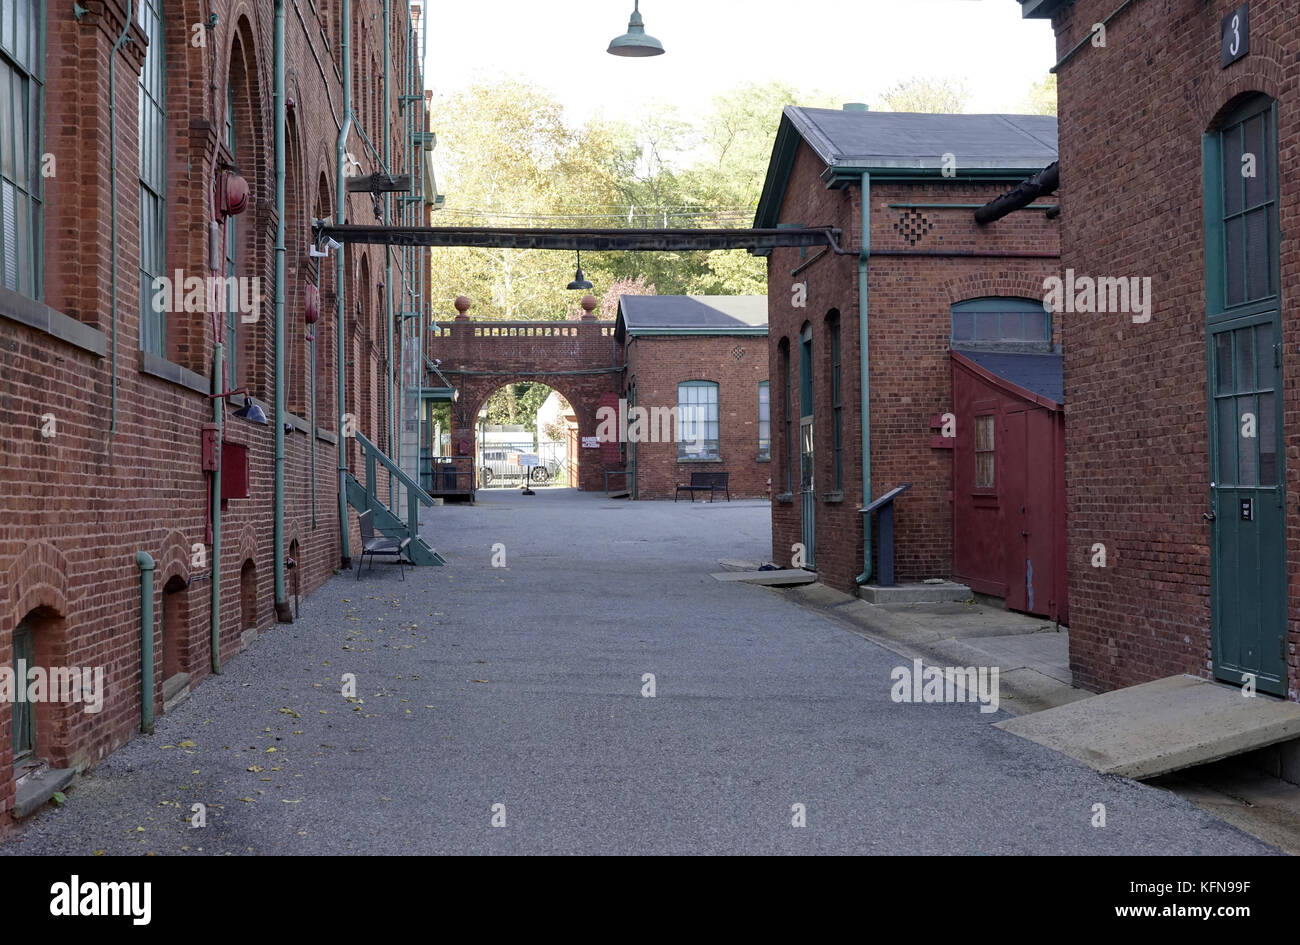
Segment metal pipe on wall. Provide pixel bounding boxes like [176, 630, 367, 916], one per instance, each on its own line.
[273, 0, 290, 621]
[335, 0, 353, 564]
[855, 172, 874, 585]
[135, 551, 155, 733]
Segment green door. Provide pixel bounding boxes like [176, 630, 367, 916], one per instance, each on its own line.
[1209, 317, 1286, 694]
[799, 325, 816, 568]
[1204, 95, 1286, 695]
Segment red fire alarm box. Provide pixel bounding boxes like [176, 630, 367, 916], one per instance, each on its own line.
[221, 441, 250, 499]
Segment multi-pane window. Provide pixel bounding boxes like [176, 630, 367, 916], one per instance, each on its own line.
[1213, 324, 1277, 487]
[677, 381, 719, 460]
[12, 621, 33, 760]
[138, 0, 166, 356]
[781, 342, 792, 492]
[951, 298, 1051, 346]
[224, 84, 238, 389]
[828, 315, 842, 491]
[974, 415, 995, 489]
[0, 0, 43, 298]
[757, 381, 770, 460]
[1217, 98, 1278, 308]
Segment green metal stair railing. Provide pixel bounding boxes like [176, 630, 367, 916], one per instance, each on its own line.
[345, 431, 446, 566]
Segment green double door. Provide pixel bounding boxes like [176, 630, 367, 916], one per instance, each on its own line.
[1209, 315, 1287, 695]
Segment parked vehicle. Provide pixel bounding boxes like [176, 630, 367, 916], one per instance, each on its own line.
[478, 450, 560, 487]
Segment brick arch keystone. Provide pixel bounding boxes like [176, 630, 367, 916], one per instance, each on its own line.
[5, 541, 70, 629]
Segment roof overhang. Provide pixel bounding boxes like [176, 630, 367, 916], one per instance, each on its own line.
[951, 349, 1062, 411]
[1019, 0, 1070, 19]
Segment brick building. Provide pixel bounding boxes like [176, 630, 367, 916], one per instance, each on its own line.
[1018, 0, 1299, 700]
[755, 107, 1061, 595]
[0, 0, 433, 826]
[615, 295, 770, 500]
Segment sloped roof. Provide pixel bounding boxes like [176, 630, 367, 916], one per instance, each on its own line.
[615, 295, 767, 341]
[954, 349, 1064, 406]
[756, 107, 1058, 227]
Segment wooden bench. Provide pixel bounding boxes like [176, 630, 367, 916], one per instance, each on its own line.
[675, 471, 730, 502]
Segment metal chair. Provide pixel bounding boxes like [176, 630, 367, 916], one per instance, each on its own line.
[355, 509, 411, 581]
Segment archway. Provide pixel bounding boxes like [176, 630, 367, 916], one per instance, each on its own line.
[463, 383, 578, 489]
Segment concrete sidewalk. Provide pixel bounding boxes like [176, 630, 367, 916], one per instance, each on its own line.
[770, 582, 1089, 717]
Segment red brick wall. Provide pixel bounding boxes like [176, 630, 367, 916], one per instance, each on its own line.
[1043, 0, 1299, 698]
[0, 0, 428, 829]
[767, 138, 1060, 593]
[623, 334, 771, 500]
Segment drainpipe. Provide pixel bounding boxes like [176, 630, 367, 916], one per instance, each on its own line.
[107, 0, 135, 438]
[336, 0, 353, 564]
[855, 172, 874, 585]
[134, 551, 155, 733]
[211, 341, 224, 674]
[383, 0, 394, 501]
[273, 0, 290, 622]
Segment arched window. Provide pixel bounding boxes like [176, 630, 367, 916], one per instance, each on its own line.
[678, 380, 719, 460]
[0, 0, 43, 298]
[826, 310, 842, 492]
[950, 297, 1051, 349]
[138, 0, 167, 356]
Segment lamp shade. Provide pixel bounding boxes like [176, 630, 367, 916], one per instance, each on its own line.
[608, 2, 664, 57]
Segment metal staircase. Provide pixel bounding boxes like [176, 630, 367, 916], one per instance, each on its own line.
[345, 432, 446, 566]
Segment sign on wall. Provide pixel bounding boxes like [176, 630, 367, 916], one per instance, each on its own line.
[1221, 4, 1248, 69]
[582, 436, 599, 449]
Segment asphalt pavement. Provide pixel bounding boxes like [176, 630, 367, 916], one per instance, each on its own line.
[0, 487, 1277, 855]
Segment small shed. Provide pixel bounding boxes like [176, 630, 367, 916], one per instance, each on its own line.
[950, 350, 1066, 623]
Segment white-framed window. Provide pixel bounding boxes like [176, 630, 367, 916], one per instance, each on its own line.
[0, 0, 43, 298]
[138, 0, 166, 355]
[677, 380, 719, 460]
[757, 381, 770, 460]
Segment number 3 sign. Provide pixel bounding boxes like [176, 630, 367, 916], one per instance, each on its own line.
[1221, 4, 1249, 69]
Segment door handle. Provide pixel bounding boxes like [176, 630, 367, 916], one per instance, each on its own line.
[1203, 511, 1216, 521]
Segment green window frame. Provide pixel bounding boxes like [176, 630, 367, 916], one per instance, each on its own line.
[1204, 96, 1279, 314]
[0, 0, 44, 299]
[828, 314, 842, 492]
[677, 380, 719, 460]
[951, 297, 1051, 347]
[757, 381, 770, 461]
[12, 620, 34, 760]
[781, 341, 793, 493]
[138, 0, 166, 356]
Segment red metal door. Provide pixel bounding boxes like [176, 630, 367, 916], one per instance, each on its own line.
[1004, 406, 1056, 618]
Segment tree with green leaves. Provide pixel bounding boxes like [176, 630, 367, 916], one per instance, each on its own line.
[875, 77, 971, 114]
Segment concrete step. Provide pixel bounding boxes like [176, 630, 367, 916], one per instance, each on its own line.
[711, 569, 817, 586]
[857, 580, 972, 604]
[996, 674, 1300, 779]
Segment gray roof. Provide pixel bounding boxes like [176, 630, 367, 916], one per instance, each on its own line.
[955, 349, 1064, 405]
[617, 295, 767, 336]
[785, 107, 1058, 172]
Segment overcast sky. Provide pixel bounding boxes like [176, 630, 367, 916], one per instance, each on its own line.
[421, 0, 1057, 124]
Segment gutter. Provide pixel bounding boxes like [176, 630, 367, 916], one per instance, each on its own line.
[134, 551, 155, 733]
[855, 171, 873, 586]
[335, 0, 353, 565]
[273, 0, 290, 621]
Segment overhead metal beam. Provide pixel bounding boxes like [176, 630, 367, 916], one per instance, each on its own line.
[315, 223, 846, 253]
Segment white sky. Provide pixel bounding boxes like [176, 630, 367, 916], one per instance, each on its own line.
[421, 0, 1057, 126]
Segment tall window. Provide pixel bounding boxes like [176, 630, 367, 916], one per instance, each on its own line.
[1212, 96, 1278, 309]
[974, 415, 995, 489]
[780, 340, 792, 493]
[138, 0, 166, 356]
[677, 381, 719, 460]
[757, 381, 770, 460]
[12, 620, 34, 761]
[828, 313, 842, 491]
[224, 83, 238, 389]
[951, 298, 1051, 347]
[0, 0, 43, 298]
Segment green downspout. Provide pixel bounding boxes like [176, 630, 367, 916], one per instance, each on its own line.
[134, 551, 155, 733]
[273, 0, 290, 621]
[336, 0, 353, 564]
[107, 0, 134, 437]
[855, 172, 874, 585]
[211, 342, 223, 673]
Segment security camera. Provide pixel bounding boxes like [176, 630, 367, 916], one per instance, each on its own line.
[326, 237, 342, 253]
